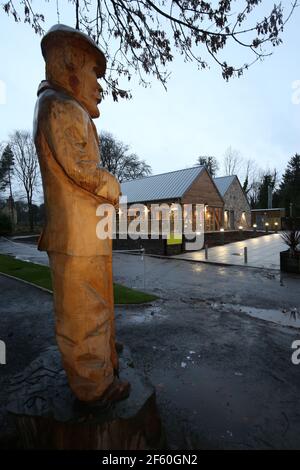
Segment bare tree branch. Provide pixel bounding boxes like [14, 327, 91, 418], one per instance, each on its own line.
[99, 131, 151, 182]
[2, 0, 298, 98]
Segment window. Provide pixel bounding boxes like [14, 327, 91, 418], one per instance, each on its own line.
[205, 207, 223, 232]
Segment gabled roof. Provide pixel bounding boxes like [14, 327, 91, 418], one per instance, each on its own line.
[121, 166, 205, 203]
[213, 175, 236, 196]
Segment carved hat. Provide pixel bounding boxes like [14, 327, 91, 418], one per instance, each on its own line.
[41, 24, 106, 76]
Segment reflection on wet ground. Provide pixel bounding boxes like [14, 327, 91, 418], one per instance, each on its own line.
[221, 304, 300, 329]
[174, 233, 285, 269]
[1, 239, 300, 448]
[116, 305, 166, 324]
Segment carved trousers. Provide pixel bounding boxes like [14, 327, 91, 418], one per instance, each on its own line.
[48, 253, 118, 402]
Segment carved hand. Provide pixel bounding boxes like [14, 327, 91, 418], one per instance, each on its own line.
[96, 168, 121, 206]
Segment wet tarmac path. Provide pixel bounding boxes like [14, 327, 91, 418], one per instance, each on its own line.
[1, 240, 300, 448]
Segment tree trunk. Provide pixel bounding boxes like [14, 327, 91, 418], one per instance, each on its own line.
[26, 192, 34, 231]
[8, 172, 14, 229]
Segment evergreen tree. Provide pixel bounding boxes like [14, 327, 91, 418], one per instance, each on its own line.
[242, 175, 249, 194]
[196, 156, 219, 177]
[0, 144, 14, 195]
[278, 154, 300, 216]
[0, 144, 15, 227]
[255, 171, 277, 209]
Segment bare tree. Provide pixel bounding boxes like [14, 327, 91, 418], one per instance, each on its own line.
[2, 1, 298, 100]
[100, 131, 151, 182]
[242, 158, 260, 195]
[10, 131, 40, 231]
[248, 180, 261, 208]
[223, 146, 244, 176]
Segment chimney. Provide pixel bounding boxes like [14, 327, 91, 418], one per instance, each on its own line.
[268, 185, 273, 209]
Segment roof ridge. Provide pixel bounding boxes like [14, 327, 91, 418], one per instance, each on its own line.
[214, 175, 237, 180]
[122, 165, 203, 184]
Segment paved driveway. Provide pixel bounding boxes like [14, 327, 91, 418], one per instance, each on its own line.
[174, 233, 285, 269]
[0, 237, 48, 265]
[1, 238, 300, 449]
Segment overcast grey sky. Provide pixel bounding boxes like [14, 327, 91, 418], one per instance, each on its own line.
[0, 1, 300, 181]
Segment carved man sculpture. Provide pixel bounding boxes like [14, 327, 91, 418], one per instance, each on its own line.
[33, 24, 129, 403]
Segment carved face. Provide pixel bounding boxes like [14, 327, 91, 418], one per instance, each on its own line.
[75, 56, 103, 119]
[45, 41, 105, 118]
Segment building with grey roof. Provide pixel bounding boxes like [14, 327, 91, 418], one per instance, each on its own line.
[114, 168, 253, 255]
[121, 166, 224, 232]
[214, 175, 251, 229]
[121, 166, 205, 204]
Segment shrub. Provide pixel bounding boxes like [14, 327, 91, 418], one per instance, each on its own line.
[0, 213, 12, 235]
[281, 230, 300, 255]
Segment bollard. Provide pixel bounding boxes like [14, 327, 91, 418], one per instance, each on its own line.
[244, 247, 248, 264]
[141, 247, 146, 289]
[205, 244, 208, 260]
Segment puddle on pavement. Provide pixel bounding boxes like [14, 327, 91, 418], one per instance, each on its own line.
[121, 305, 167, 324]
[222, 303, 300, 328]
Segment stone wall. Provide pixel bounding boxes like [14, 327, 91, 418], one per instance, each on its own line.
[113, 236, 183, 256]
[223, 178, 251, 229]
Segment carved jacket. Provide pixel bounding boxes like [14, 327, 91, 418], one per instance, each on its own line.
[33, 81, 117, 256]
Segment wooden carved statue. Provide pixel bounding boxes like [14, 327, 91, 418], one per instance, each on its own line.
[33, 24, 130, 403]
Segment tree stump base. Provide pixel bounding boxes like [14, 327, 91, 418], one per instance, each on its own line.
[7, 346, 164, 450]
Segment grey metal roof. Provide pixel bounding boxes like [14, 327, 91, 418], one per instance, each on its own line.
[121, 166, 204, 203]
[251, 208, 285, 212]
[213, 175, 236, 196]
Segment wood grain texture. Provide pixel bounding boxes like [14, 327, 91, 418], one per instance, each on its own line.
[33, 25, 122, 402]
[182, 169, 224, 207]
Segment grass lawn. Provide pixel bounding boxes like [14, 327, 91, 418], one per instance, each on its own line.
[0, 254, 157, 305]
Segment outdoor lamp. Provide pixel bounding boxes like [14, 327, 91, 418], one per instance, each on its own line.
[239, 226, 243, 240]
[220, 227, 225, 244]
